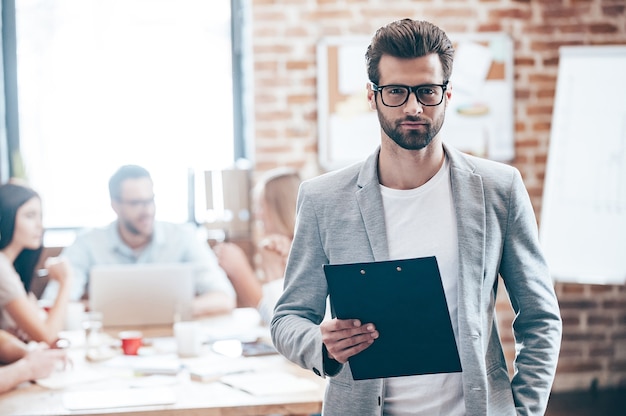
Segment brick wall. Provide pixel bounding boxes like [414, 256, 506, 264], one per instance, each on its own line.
[249, 0, 626, 392]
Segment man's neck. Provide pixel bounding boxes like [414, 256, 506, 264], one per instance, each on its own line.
[378, 139, 445, 190]
[117, 225, 152, 251]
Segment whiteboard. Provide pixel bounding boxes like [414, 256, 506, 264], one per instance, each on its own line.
[540, 46, 626, 284]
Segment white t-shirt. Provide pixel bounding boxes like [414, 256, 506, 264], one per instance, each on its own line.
[380, 157, 466, 416]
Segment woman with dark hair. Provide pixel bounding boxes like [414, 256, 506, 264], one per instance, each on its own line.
[0, 183, 72, 346]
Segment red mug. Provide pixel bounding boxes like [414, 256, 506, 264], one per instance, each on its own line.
[119, 331, 143, 355]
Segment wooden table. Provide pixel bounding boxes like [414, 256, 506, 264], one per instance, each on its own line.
[0, 309, 325, 416]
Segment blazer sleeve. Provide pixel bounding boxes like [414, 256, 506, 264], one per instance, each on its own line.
[499, 170, 562, 416]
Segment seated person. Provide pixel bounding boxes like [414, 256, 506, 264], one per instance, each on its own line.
[214, 168, 301, 324]
[0, 183, 73, 345]
[42, 165, 235, 317]
[0, 329, 67, 394]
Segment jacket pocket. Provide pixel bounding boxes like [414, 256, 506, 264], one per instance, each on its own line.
[486, 364, 516, 415]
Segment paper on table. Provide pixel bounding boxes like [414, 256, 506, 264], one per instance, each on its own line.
[103, 354, 182, 375]
[36, 368, 112, 389]
[62, 387, 177, 410]
[220, 371, 319, 396]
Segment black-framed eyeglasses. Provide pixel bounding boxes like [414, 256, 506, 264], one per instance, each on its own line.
[115, 197, 155, 208]
[370, 82, 448, 107]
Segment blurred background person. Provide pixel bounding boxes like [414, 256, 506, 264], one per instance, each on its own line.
[214, 168, 301, 324]
[41, 165, 235, 317]
[0, 183, 73, 345]
[0, 329, 67, 394]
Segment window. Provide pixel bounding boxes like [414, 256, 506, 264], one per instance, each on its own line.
[13, 0, 236, 229]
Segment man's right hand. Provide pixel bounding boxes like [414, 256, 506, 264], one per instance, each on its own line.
[320, 318, 378, 364]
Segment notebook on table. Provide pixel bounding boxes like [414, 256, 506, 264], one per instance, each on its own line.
[89, 263, 195, 327]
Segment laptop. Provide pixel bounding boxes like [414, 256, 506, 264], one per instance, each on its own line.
[89, 263, 195, 327]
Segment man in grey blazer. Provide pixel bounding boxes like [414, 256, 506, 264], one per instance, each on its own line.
[271, 19, 561, 415]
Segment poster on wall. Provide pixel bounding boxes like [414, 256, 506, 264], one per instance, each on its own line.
[317, 33, 515, 171]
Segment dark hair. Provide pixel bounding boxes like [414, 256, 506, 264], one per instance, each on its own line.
[108, 165, 152, 201]
[0, 183, 43, 291]
[365, 19, 454, 85]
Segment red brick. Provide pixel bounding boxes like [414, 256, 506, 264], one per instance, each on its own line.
[527, 25, 556, 35]
[515, 57, 536, 66]
[543, 56, 560, 67]
[253, 61, 278, 72]
[532, 121, 551, 132]
[605, 300, 626, 309]
[609, 361, 626, 372]
[589, 23, 619, 34]
[590, 284, 618, 294]
[303, 9, 353, 20]
[557, 283, 586, 295]
[559, 347, 584, 358]
[424, 8, 477, 18]
[542, 8, 582, 19]
[556, 361, 603, 373]
[559, 299, 600, 309]
[561, 315, 582, 327]
[286, 94, 313, 104]
[477, 23, 502, 32]
[603, 5, 625, 16]
[537, 89, 556, 98]
[611, 331, 626, 341]
[285, 61, 312, 70]
[588, 315, 615, 326]
[590, 345, 615, 357]
[564, 331, 608, 342]
[254, 44, 293, 54]
[488, 8, 532, 19]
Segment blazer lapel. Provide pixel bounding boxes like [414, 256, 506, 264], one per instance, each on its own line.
[356, 148, 389, 262]
[446, 145, 487, 366]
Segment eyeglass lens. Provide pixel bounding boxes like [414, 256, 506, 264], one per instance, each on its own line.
[381, 85, 444, 107]
[118, 197, 155, 208]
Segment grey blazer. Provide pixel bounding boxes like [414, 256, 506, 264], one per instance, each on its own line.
[271, 144, 562, 416]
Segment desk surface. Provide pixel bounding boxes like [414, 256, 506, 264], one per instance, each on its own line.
[0, 309, 325, 416]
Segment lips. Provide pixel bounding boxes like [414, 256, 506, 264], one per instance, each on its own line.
[401, 121, 428, 129]
[400, 117, 428, 127]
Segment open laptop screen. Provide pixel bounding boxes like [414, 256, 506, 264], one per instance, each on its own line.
[89, 263, 195, 327]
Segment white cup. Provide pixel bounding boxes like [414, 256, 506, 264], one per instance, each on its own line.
[64, 302, 86, 330]
[174, 321, 202, 357]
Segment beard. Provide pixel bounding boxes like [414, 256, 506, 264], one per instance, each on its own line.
[121, 216, 152, 237]
[377, 107, 446, 151]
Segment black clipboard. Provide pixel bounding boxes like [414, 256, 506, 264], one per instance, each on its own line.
[323, 256, 462, 380]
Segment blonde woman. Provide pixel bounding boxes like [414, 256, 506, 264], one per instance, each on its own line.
[214, 168, 301, 324]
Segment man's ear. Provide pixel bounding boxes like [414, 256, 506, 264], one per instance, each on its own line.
[111, 200, 120, 216]
[367, 83, 377, 111]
